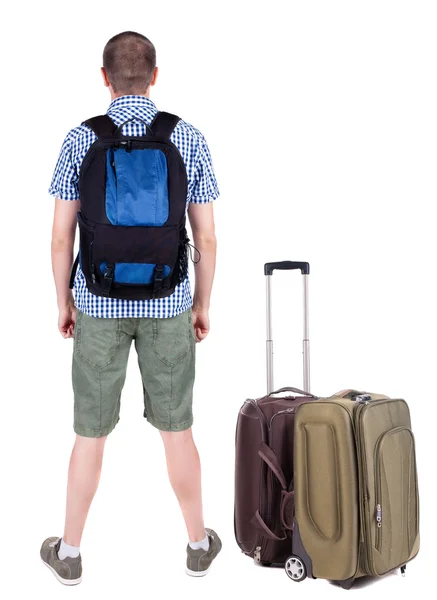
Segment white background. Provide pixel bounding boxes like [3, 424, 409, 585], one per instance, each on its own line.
[0, 0, 436, 598]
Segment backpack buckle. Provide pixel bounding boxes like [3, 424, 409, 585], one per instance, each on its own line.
[152, 265, 165, 295]
[102, 263, 115, 297]
[120, 140, 132, 153]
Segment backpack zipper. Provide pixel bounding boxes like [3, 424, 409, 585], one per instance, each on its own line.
[89, 241, 96, 284]
[78, 137, 188, 191]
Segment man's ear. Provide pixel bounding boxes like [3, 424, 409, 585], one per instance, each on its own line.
[150, 66, 159, 87]
[101, 67, 110, 88]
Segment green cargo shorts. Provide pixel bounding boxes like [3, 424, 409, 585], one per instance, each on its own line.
[72, 308, 196, 437]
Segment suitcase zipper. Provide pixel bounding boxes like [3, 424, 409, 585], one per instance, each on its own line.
[263, 407, 296, 558]
[269, 407, 295, 429]
[354, 402, 371, 574]
[355, 399, 402, 575]
[267, 408, 294, 546]
[375, 503, 382, 551]
[241, 400, 269, 560]
[326, 398, 368, 576]
[373, 425, 415, 555]
[374, 429, 386, 554]
[254, 401, 270, 564]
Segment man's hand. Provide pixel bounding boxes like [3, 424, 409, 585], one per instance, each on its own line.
[59, 303, 76, 339]
[192, 308, 210, 343]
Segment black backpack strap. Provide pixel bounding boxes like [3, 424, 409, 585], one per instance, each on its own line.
[150, 111, 180, 139]
[82, 114, 117, 138]
[69, 253, 80, 289]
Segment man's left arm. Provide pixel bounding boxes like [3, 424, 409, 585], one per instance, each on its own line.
[49, 131, 81, 338]
[52, 198, 80, 338]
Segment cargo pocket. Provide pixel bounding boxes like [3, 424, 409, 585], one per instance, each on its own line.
[152, 310, 191, 367]
[75, 311, 120, 369]
[373, 426, 419, 574]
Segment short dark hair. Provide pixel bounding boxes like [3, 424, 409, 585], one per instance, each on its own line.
[103, 31, 156, 94]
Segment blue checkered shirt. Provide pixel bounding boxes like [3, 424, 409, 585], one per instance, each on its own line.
[49, 95, 219, 318]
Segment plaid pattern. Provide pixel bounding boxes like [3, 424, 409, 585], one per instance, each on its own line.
[49, 95, 219, 318]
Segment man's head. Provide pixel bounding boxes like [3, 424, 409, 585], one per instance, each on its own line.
[102, 31, 158, 97]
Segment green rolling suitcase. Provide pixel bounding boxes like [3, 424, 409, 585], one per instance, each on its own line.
[287, 390, 420, 588]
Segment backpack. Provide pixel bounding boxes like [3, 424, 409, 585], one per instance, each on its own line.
[69, 111, 192, 300]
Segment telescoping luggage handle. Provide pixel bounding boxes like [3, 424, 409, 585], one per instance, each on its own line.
[264, 261, 310, 395]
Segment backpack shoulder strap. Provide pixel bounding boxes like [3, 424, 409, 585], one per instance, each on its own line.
[82, 114, 117, 138]
[150, 111, 180, 139]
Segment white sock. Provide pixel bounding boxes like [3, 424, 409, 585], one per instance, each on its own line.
[58, 538, 80, 560]
[189, 533, 209, 552]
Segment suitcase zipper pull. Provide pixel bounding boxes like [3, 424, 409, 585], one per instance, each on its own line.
[376, 503, 382, 527]
[355, 394, 371, 404]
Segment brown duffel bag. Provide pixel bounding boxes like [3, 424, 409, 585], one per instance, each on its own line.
[235, 386, 318, 565]
[234, 261, 316, 565]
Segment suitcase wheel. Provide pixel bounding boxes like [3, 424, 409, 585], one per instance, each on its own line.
[285, 555, 307, 582]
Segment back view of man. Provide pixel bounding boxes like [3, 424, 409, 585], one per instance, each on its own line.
[41, 31, 221, 585]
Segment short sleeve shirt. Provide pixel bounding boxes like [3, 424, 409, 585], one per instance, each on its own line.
[49, 95, 219, 318]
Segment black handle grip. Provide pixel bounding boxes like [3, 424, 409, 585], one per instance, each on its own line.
[264, 261, 310, 276]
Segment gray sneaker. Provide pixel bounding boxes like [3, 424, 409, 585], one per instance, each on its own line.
[186, 528, 222, 577]
[40, 537, 82, 585]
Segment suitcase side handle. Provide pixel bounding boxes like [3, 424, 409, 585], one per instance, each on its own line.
[264, 261, 310, 276]
[268, 386, 317, 399]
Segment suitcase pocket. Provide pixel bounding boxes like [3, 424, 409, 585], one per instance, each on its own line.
[373, 426, 419, 572]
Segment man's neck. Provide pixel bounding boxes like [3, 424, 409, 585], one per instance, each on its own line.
[110, 91, 150, 101]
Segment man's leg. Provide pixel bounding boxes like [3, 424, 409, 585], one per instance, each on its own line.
[63, 434, 107, 546]
[135, 310, 201, 537]
[160, 429, 205, 542]
[135, 309, 221, 575]
[159, 428, 223, 577]
[41, 311, 134, 585]
[66, 312, 133, 546]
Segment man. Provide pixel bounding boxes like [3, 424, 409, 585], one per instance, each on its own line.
[40, 31, 221, 585]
